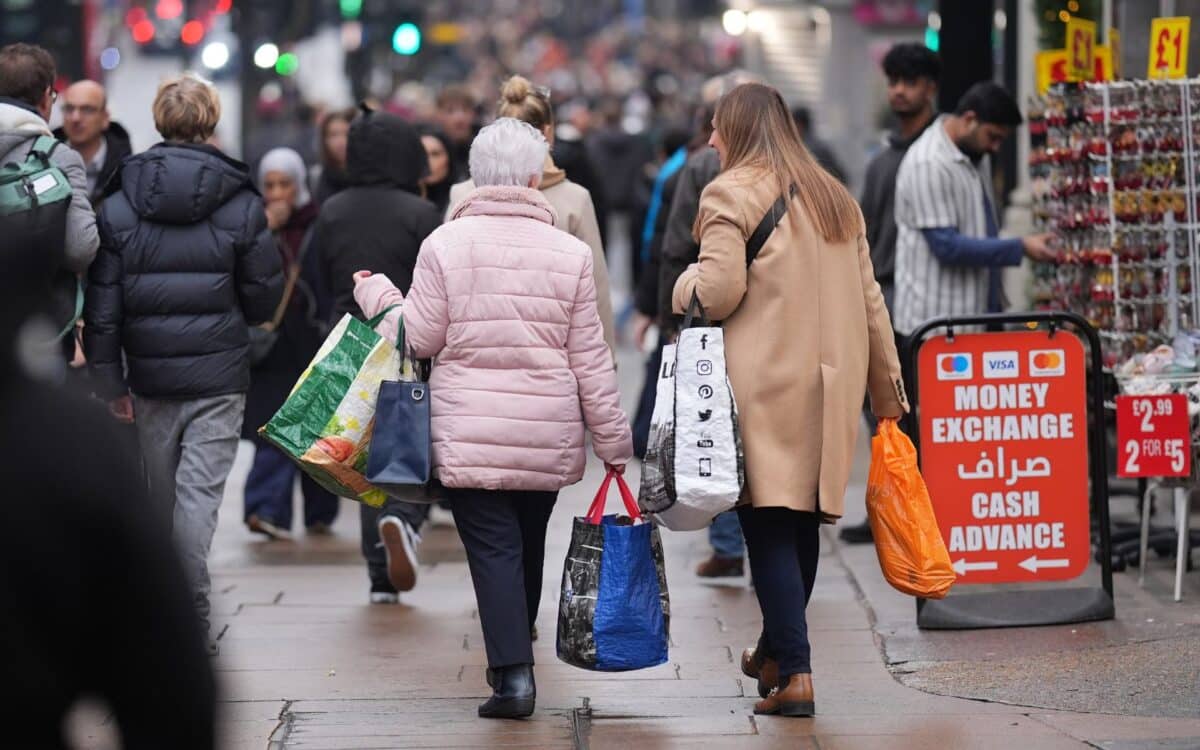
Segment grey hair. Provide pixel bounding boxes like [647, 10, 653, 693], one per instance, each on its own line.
[468, 117, 548, 188]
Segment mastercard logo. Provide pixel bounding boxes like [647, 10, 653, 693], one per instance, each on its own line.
[1029, 349, 1065, 377]
[936, 353, 973, 380]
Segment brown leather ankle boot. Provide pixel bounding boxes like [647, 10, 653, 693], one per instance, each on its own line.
[739, 647, 780, 699]
[753, 673, 815, 717]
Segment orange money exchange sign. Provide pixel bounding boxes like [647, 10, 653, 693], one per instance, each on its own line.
[918, 331, 1091, 584]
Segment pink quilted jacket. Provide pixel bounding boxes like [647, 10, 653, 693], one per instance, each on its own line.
[354, 186, 633, 491]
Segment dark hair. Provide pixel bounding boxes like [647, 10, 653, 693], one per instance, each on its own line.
[954, 81, 1023, 127]
[790, 106, 812, 132]
[882, 43, 941, 83]
[0, 43, 56, 107]
[319, 106, 356, 166]
[662, 127, 690, 157]
[436, 84, 476, 111]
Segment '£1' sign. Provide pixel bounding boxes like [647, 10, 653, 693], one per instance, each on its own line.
[1148, 16, 1190, 79]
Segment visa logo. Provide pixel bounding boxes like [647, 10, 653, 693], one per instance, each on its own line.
[982, 351, 1019, 379]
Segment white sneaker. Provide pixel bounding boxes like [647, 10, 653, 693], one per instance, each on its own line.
[379, 516, 421, 592]
[369, 590, 400, 605]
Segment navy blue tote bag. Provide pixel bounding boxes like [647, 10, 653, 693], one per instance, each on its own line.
[557, 470, 670, 671]
[365, 319, 435, 499]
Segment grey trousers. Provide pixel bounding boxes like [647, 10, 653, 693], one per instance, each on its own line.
[135, 393, 245, 635]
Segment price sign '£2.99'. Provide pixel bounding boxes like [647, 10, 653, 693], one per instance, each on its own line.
[1116, 394, 1191, 478]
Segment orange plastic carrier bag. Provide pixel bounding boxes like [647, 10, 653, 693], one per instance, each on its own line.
[865, 419, 955, 599]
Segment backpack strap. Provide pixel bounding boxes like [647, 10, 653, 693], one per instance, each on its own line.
[744, 182, 797, 267]
[28, 135, 60, 165]
[53, 277, 84, 342]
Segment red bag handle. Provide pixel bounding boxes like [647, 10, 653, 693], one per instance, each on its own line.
[585, 469, 641, 525]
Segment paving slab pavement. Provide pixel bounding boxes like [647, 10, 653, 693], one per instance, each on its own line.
[68, 349, 1200, 749]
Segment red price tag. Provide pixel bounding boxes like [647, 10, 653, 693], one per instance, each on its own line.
[1116, 394, 1191, 477]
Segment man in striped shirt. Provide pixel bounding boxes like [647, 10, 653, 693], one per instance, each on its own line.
[893, 82, 1056, 338]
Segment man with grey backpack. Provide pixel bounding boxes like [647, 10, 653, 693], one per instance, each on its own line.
[0, 43, 99, 361]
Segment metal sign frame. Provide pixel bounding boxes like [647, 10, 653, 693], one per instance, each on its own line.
[908, 311, 1115, 629]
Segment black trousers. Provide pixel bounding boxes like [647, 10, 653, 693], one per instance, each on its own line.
[448, 487, 558, 669]
[737, 505, 821, 679]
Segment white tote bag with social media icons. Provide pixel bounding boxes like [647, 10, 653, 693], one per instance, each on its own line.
[639, 299, 745, 531]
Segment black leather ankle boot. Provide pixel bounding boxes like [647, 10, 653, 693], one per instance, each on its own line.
[478, 664, 535, 719]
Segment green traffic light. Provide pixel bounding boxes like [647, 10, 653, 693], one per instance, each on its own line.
[275, 52, 299, 76]
[392, 22, 421, 55]
[339, 0, 362, 19]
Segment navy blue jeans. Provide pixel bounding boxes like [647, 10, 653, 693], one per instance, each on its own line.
[244, 438, 339, 530]
[737, 505, 821, 679]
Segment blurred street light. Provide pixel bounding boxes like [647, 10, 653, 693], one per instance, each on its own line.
[201, 41, 230, 70]
[275, 51, 299, 76]
[392, 22, 421, 55]
[100, 47, 121, 71]
[181, 20, 206, 46]
[254, 42, 280, 69]
[747, 10, 769, 33]
[722, 9, 748, 36]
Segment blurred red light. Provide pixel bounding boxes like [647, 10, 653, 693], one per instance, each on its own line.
[155, 0, 183, 20]
[125, 7, 148, 27]
[180, 20, 205, 45]
[132, 19, 156, 44]
[215, 0, 233, 13]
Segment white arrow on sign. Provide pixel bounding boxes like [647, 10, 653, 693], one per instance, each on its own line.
[1018, 555, 1070, 573]
[952, 559, 999, 576]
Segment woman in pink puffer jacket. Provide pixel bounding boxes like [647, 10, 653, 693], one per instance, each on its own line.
[353, 117, 633, 720]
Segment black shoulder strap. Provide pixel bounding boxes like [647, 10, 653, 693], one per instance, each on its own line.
[682, 183, 797, 329]
[745, 183, 797, 267]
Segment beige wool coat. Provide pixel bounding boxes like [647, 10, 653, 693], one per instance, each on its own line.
[672, 165, 908, 521]
[447, 158, 616, 360]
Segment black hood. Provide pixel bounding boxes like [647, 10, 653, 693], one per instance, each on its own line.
[346, 110, 428, 193]
[117, 142, 256, 224]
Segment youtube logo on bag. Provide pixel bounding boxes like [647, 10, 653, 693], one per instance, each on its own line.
[937, 353, 972, 381]
[1029, 349, 1065, 377]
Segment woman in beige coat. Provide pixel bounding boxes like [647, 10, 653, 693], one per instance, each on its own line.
[672, 83, 908, 717]
[447, 76, 616, 359]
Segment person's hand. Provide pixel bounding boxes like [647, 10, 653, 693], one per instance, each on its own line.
[108, 395, 134, 424]
[264, 200, 292, 231]
[352, 270, 373, 285]
[605, 463, 626, 475]
[631, 312, 654, 352]
[1022, 233, 1058, 263]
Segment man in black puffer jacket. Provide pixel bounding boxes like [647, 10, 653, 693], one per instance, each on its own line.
[84, 75, 282, 653]
[311, 105, 442, 604]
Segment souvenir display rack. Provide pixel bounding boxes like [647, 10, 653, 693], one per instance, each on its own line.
[1029, 78, 1200, 370]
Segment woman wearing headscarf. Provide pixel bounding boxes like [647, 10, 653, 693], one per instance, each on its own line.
[242, 147, 338, 540]
[355, 118, 632, 718]
[447, 76, 616, 361]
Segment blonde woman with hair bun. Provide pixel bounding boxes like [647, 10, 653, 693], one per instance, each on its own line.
[446, 75, 616, 362]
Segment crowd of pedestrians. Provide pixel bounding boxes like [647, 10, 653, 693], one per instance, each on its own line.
[0, 28, 1051, 739]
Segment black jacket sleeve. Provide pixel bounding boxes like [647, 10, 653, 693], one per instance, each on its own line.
[235, 196, 284, 326]
[657, 152, 717, 327]
[83, 210, 128, 399]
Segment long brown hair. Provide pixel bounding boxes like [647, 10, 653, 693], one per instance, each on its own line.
[714, 83, 859, 243]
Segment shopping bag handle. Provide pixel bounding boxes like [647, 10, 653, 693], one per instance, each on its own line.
[585, 469, 641, 525]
